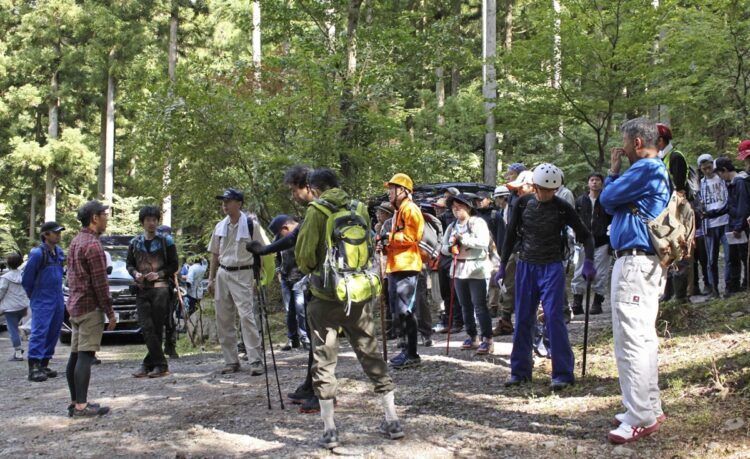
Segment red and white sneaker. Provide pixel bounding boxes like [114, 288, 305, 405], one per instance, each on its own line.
[608, 422, 659, 444]
[612, 412, 667, 427]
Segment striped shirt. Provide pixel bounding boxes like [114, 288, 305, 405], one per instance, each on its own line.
[66, 228, 114, 318]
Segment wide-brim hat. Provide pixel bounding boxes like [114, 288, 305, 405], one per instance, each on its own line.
[447, 193, 476, 214]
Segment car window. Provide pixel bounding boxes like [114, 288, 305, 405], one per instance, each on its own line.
[106, 248, 131, 280]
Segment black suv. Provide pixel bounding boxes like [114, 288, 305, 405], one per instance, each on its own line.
[60, 235, 141, 343]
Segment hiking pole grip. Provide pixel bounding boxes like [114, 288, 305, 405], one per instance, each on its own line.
[582, 281, 591, 378]
[379, 253, 388, 362]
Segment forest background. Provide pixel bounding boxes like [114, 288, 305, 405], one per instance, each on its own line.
[2, 0, 749, 255]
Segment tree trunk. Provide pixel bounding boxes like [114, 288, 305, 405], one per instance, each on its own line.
[163, 2, 178, 228]
[436, 67, 445, 126]
[98, 95, 106, 199]
[483, 0, 497, 185]
[103, 57, 116, 204]
[339, 0, 363, 178]
[45, 69, 59, 221]
[29, 190, 36, 240]
[252, 1, 261, 88]
[503, 0, 514, 51]
[450, 0, 461, 96]
[552, 0, 563, 155]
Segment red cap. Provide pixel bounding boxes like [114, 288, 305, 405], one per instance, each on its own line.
[737, 139, 750, 160]
[656, 123, 672, 141]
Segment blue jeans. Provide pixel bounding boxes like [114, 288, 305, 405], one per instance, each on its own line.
[454, 278, 492, 339]
[511, 260, 574, 383]
[282, 279, 307, 339]
[4, 309, 26, 349]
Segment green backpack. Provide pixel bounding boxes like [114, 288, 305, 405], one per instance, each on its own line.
[310, 198, 382, 313]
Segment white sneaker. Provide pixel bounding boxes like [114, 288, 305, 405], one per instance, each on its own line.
[608, 421, 659, 444]
[612, 412, 667, 426]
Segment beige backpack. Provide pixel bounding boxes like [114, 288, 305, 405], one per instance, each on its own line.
[631, 192, 696, 268]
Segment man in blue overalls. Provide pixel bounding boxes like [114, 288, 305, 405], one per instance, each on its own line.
[22, 221, 66, 382]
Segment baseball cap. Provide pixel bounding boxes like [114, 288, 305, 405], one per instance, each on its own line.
[508, 163, 526, 173]
[737, 139, 750, 160]
[656, 123, 672, 141]
[697, 153, 714, 166]
[216, 188, 244, 202]
[157, 225, 172, 235]
[506, 170, 534, 189]
[268, 214, 293, 236]
[446, 187, 460, 197]
[476, 190, 492, 200]
[40, 221, 65, 233]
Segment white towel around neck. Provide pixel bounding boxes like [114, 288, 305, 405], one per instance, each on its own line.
[214, 211, 250, 241]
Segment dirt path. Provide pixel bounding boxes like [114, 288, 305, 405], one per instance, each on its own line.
[1, 302, 748, 458]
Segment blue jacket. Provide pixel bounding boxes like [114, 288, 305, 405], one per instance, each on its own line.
[21, 244, 65, 308]
[600, 158, 670, 252]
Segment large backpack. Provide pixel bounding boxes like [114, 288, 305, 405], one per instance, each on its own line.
[629, 191, 696, 268]
[310, 198, 381, 313]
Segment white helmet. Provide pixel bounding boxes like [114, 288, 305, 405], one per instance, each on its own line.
[532, 163, 563, 189]
[493, 185, 510, 197]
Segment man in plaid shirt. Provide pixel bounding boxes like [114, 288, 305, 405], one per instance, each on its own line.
[65, 200, 117, 418]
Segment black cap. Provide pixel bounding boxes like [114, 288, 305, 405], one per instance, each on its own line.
[216, 188, 244, 202]
[268, 214, 292, 236]
[40, 221, 65, 233]
[476, 190, 492, 200]
[77, 201, 109, 225]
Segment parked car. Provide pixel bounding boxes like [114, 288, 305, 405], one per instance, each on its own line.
[368, 181, 495, 215]
[60, 235, 141, 343]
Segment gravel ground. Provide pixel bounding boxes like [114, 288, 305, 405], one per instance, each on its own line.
[1, 300, 748, 458]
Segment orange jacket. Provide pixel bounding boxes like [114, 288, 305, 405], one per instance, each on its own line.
[386, 199, 424, 273]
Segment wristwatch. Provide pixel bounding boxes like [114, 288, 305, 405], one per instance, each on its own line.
[607, 169, 620, 177]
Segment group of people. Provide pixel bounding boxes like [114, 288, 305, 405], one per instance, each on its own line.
[3, 116, 749, 447]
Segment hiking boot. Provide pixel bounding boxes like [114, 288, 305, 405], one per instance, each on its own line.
[433, 322, 448, 334]
[72, 403, 111, 418]
[450, 323, 464, 334]
[492, 318, 513, 336]
[378, 419, 405, 440]
[421, 335, 433, 347]
[389, 351, 421, 369]
[28, 360, 48, 382]
[590, 294, 604, 315]
[504, 376, 530, 387]
[92, 357, 102, 365]
[571, 294, 584, 315]
[288, 384, 315, 404]
[608, 421, 659, 444]
[249, 360, 264, 376]
[318, 429, 339, 449]
[220, 363, 240, 374]
[300, 395, 324, 414]
[9, 349, 24, 362]
[476, 340, 494, 355]
[132, 366, 150, 378]
[300, 335, 310, 350]
[40, 359, 57, 378]
[67, 402, 99, 417]
[461, 337, 480, 350]
[282, 336, 301, 351]
[237, 343, 248, 361]
[564, 306, 573, 324]
[147, 366, 170, 378]
[549, 379, 574, 392]
[613, 412, 666, 427]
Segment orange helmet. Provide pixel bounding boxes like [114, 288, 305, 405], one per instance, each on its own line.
[384, 173, 414, 193]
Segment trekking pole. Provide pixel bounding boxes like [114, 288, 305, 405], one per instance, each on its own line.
[259, 285, 285, 410]
[581, 281, 592, 378]
[253, 269, 272, 410]
[445, 251, 458, 356]
[378, 252, 388, 361]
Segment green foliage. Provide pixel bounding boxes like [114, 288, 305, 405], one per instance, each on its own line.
[1, 0, 750, 253]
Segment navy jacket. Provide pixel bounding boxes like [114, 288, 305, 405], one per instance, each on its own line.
[726, 174, 750, 233]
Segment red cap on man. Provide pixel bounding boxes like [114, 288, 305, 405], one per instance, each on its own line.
[656, 123, 672, 142]
[737, 139, 750, 161]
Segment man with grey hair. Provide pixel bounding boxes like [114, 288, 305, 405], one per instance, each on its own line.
[600, 117, 670, 443]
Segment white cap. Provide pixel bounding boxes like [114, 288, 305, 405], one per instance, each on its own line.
[697, 153, 714, 166]
[532, 163, 564, 189]
[507, 170, 534, 190]
[493, 185, 510, 197]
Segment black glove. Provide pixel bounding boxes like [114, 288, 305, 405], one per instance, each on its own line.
[246, 240, 264, 255]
